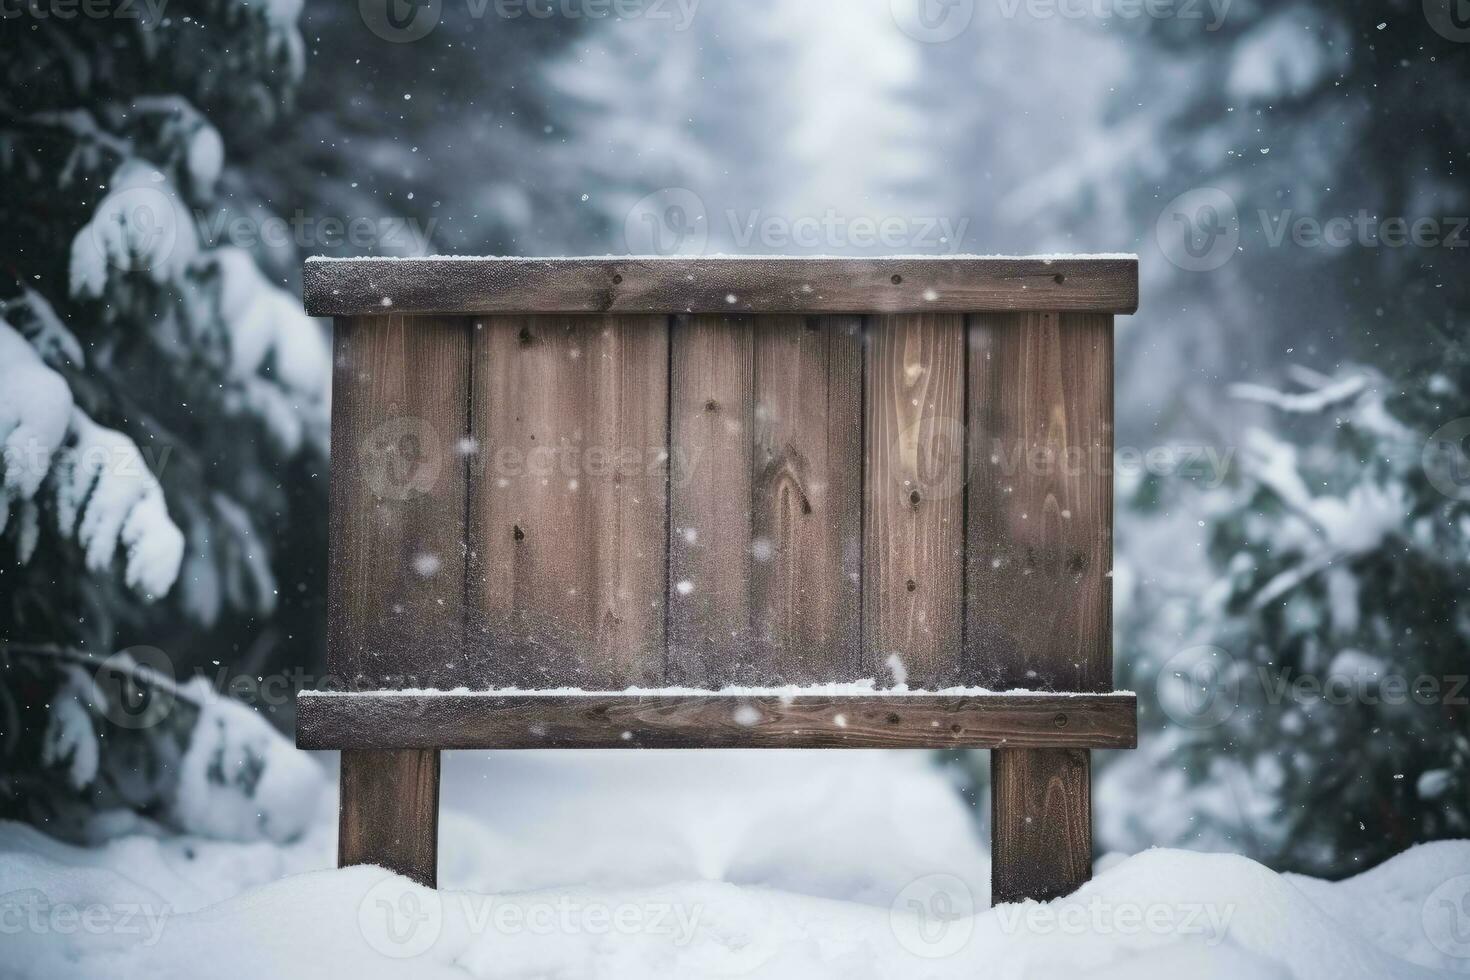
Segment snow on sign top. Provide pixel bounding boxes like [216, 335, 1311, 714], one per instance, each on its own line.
[303, 253, 1142, 263]
[301, 254, 1139, 317]
[297, 684, 1139, 698]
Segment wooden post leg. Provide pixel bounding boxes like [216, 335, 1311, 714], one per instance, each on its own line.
[990, 748, 1091, 905]
[339, 748, 440, 887]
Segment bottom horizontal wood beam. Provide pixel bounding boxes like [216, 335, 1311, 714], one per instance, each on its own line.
[297, 691, 1136, 750]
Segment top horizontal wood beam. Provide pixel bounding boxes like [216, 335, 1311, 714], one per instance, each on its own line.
[302, 256, 1139, 317]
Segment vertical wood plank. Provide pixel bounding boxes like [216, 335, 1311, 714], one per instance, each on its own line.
[669, 315, 864, 685]
[668, 315, 754, 686]
[862, 314, 966, 688]
[971, 312, 1113, 904]
[468, 315, 668, 689]
[327, 313, 470, 689]
[748, 315, 864, 682]
[339, 748, 440, 887]
[965, 312, 1113, 691]
[990, 747, 1091, 904]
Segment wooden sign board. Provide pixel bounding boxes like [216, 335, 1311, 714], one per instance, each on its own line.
[296, 255, 1138, 904]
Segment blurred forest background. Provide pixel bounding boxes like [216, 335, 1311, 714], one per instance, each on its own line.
[1, 0, 1466, 877]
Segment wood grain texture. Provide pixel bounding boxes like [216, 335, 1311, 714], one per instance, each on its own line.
[339, 748, 440, 887]
[298, 692, 1137, 750]
[863, 314, 967, 687]
[668, 315, 864, 684]
[668, 314, 755, 685]
[991, 747, 1092, 904]
[327, 315, 470, 688]
[973, 312, 1114, 905]
[965, 312, 1113, 691]
[303, 257, 1140, 317]
[749, 315, 863, 682]
[468, 315, 668, 688]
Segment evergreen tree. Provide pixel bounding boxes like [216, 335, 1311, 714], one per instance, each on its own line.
[1107, 350, 1470, 877]
[0, 0, 329, 834]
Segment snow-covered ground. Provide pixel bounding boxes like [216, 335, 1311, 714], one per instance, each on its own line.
[2, 750, 1468, 979]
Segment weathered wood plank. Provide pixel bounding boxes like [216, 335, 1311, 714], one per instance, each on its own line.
[991, 748, 1092, 904]
[863, 314, 967, 687]
[668, 315, 865, 684]
[974, 312, 1114, 905]
[299, 692, 1138, 751]
[749, 316, 864, 680]
[303, 257, 1140, 317]
[965, 312, 1113, 691]
[668, 314, 755, 686]
[327, 314, 470, 688]
[339, 748, 440, 887]
[468, 315, 668, 689]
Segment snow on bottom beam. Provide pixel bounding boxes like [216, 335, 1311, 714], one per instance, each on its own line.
[295, 690, 1137, 750]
